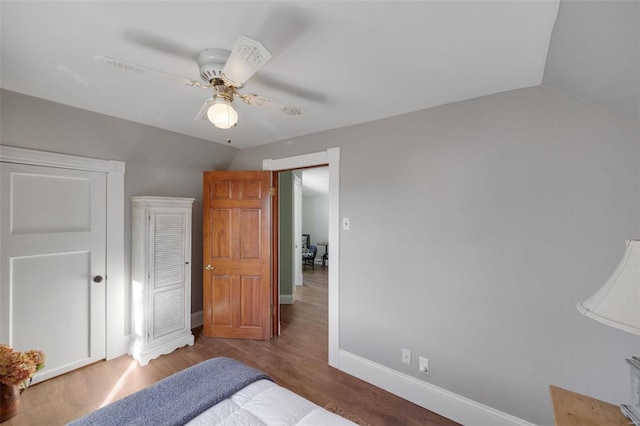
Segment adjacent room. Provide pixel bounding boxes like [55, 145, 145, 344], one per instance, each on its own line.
[1, 1, 639, 425]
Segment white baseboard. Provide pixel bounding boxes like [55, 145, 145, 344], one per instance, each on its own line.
[280, 294, 294, 304]
[191, 310, 203, 328]
[337, 350, 534, 426]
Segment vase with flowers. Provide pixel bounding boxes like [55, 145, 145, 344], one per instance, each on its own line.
[0, 344, 45, 423]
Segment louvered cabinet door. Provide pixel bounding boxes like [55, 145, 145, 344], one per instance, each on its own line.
[149, 210, 188, 339]
[130, 197, 195, 366]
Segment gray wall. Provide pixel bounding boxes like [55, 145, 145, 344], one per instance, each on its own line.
[228, 85, 640, 424]
[0, 89, 238, 330]
[279, 171, 294, 301]
[302, 193, 329, 249]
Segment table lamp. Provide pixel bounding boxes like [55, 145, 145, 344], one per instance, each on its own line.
[577, 239, 640, 425]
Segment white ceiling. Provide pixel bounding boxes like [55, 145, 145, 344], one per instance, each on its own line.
[0, 1, 559, 149]
[543, 0, 639, 120]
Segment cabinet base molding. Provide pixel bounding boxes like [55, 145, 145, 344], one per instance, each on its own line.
[130, 333, 194, 366]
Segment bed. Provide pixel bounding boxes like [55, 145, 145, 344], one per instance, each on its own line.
[68, 357, 356, 425]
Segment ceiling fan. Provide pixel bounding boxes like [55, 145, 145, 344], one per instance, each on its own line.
[96, 35, 302, 129]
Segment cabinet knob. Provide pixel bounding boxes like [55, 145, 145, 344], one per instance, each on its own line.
[205, 264, 215, 270]
[93, 276, 104, 283]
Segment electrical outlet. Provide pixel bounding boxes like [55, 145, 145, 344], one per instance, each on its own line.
[419, 356, 429, 374]
[402, 348, 411, 365]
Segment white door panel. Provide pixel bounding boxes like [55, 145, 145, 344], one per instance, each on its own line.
[11, 252, 93, 372]
[0, 163, 106, 383]
[10, 172, 92, 234]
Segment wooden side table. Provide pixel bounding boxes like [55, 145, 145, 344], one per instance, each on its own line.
[317, 242, 328, 269]
[549, 385, 631, 426]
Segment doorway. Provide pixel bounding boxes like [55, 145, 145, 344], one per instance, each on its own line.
[279, 167, 329, 301]
[263, 147, 340, 367]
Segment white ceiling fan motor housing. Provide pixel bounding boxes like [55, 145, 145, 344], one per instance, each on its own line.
[197, 48, 230, 83]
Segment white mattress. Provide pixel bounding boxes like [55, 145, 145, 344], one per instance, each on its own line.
[187, 379, 357, 425]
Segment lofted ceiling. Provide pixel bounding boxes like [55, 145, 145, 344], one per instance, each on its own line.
[0, 1, 559, 149]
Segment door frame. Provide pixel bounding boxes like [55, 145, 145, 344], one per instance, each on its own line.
[263, 147, 340, 367]
[0, 145, 128, 359]
[293, 173, 303, 288]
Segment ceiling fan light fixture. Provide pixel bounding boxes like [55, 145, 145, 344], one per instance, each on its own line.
[207, 97, 238, 129]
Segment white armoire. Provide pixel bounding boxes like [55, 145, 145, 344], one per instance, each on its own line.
[130, 196, 194, 366]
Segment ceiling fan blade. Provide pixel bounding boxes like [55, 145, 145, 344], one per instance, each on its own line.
[122, 29, 198, 61]
[254, 5, 312, 56]
[252, 73, 327, 103]
[222, 36, 272, 87]
[195, 98, 216, 121]
[94, 56, 208, 88]
[240, 94, 302, 117]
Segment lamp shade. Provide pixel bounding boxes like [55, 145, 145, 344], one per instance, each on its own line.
[207, 98, 238, 129]
[577, 240, 640, 335]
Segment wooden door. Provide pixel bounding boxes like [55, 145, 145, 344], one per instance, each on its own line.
[0, 162, 106, 382]
[203, 171, 272, 340]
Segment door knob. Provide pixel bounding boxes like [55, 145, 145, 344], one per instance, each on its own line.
[93, 276, 104, 283]
[205, 264, 215, 270]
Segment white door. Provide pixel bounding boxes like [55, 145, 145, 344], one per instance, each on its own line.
[0, 162, 107, 383]
[293, 174, 303, 286]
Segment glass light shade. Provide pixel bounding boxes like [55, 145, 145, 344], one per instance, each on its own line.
[577, 240, 640, 335]
[207, 99, 238, 129]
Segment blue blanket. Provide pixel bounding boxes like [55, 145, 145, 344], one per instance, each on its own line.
[68, 357, 273, 426]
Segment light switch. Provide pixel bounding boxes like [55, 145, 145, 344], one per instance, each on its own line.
[343, 217, 350, 230]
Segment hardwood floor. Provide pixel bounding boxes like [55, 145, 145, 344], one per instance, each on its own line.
[6, 267, 459, 425]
